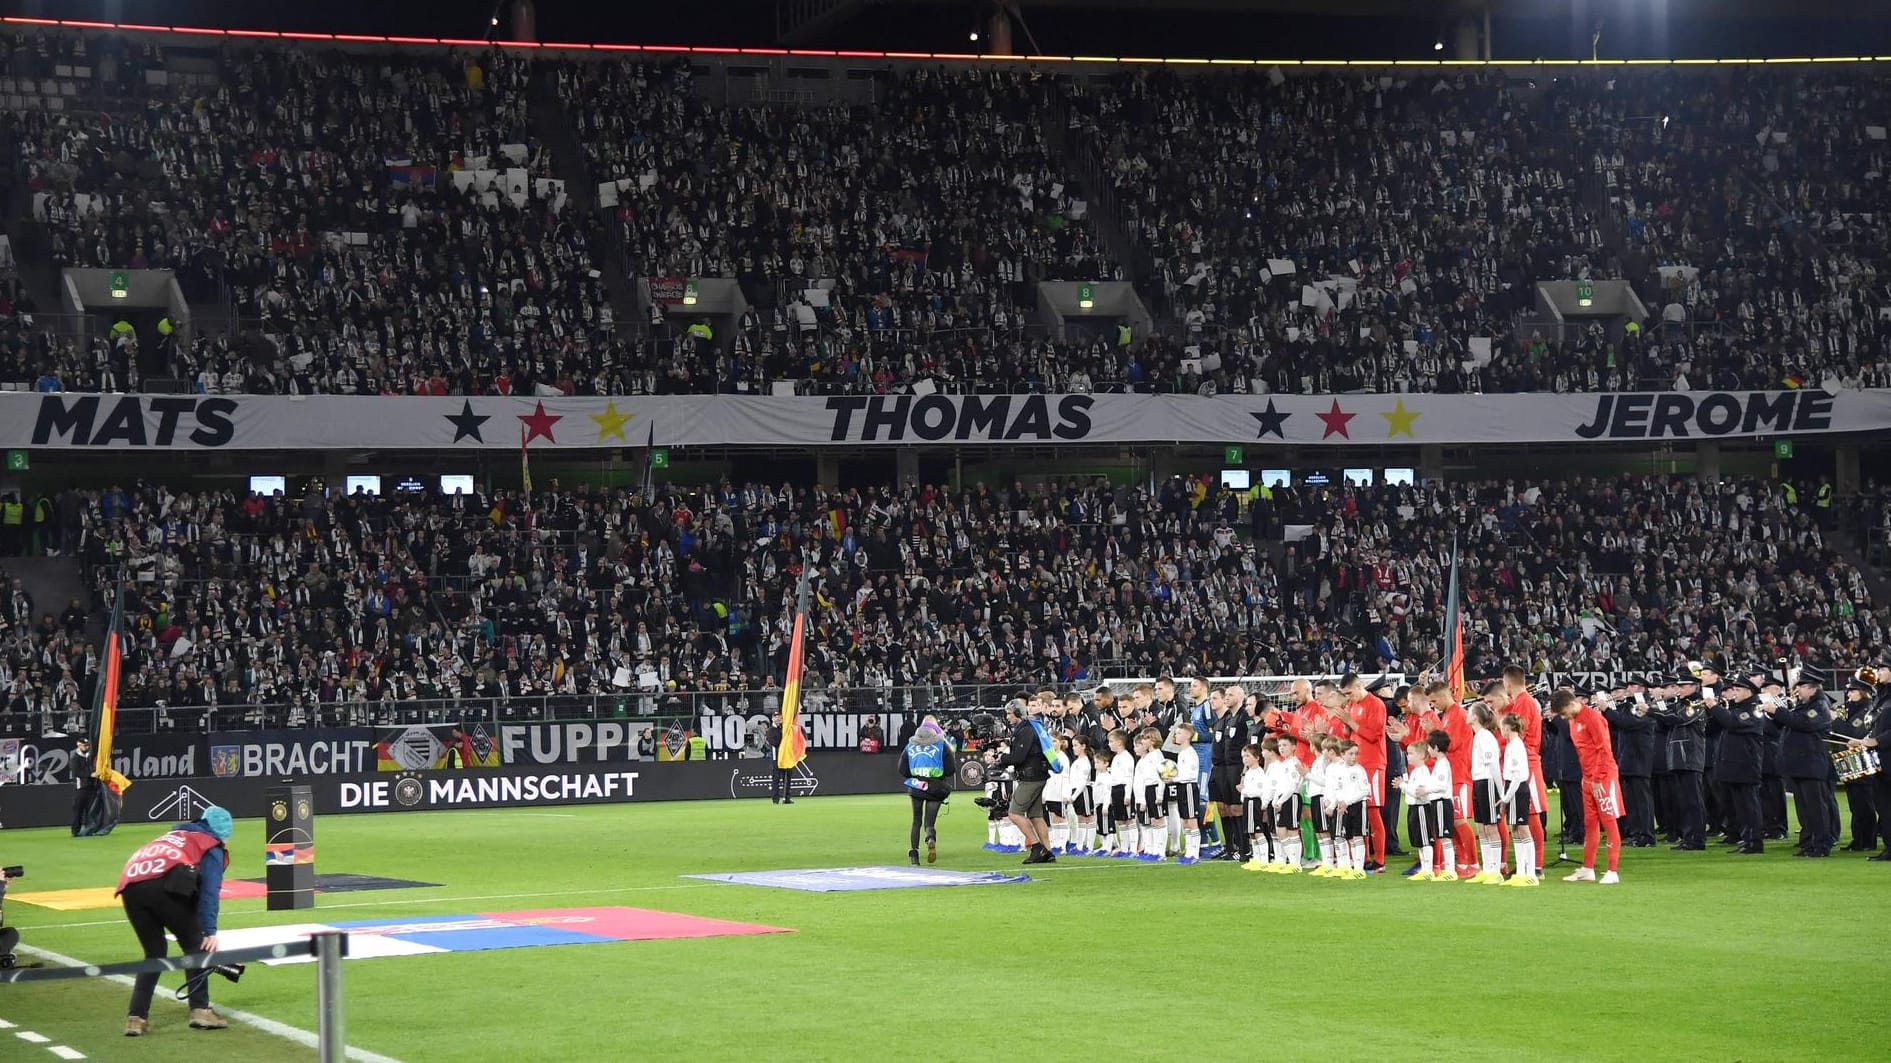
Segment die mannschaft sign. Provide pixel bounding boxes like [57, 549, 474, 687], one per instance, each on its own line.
[3, 389, 1880, 451]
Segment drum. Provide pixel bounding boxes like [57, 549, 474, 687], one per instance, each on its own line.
[1833, 748, 1882, 784]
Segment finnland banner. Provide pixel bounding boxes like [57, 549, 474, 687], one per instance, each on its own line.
[2, 389, 1883, 451]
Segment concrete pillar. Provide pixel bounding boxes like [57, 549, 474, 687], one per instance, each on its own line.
[1696, 442, 1721, 484]
[1419, 444, 1445, 486]
[1454, 16, 1481, 60]
[816, 454, 840, 489]
[1835, 446, 1860, 496]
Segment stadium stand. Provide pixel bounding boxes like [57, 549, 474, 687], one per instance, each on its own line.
[4, 28, 1888, 397]
[0, 475, 1879, 733]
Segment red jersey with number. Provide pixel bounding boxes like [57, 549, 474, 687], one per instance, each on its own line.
[1568, 704, 1619, 783]
[116, 828, 227, 896]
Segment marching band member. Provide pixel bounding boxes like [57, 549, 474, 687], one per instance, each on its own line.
[1708, 678, 1768, 854]
[1652, 677, 1709, 851]
[1554, 687, 1623, 884]
[1771, 667, 1836, 858]
[1835, 674, 1880, 851]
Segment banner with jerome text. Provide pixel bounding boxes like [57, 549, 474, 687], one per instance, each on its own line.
[3, 389, 1886, 451]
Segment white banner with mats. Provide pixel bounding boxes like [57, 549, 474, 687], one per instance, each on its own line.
[2, 389, 1885, 451]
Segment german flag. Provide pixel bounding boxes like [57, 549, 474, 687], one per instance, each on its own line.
[79, 582, 128, 835]
[1444, 533, 1466, 704]
[777, 569, 811, 771]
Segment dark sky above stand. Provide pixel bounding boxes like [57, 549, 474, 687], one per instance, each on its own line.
[16, 0, 1891, 61]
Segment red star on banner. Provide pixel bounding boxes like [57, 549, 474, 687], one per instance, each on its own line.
[1316, 400, 1356, 439]
[519, 401, 562, 445]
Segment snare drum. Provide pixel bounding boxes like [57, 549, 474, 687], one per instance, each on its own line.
[1833, 748, 1883, 784]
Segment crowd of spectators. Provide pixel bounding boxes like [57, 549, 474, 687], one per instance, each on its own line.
[1, 472, 1878, 735]
[565, 60, 1113, 395]
[9, 40, 631, 397]
[1564, 70, 1891, 393]
[8, 28, 1891, 399]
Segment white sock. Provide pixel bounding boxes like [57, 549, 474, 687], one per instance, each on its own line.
[1051, 823, 1069, 851]
[1441, 840, 1457, 873]
[1482, 842, 1501, 874]
[1319, 838, 1335, 866]
[1349, 837, 1365, 871]
[1099, 831, 1114, 853]
[1516, 837, 1536, 878]
[988, 822, 1000, 845]
[1167, 810, 1184, 852]
[1149, 824, 1166, 857]
[1184, 827, 1200, 860]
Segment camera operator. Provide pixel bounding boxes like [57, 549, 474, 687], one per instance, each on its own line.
[997, 695, 1056, 864]
[117, 807, 235, 1036]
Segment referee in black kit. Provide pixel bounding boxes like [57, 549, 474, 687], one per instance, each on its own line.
[1209, 687, 1250, 862]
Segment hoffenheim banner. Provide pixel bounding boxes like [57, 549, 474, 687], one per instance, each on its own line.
[2, 389, 1883, 450]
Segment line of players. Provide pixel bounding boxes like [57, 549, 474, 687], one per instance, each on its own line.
[978, 670, 1628, 883]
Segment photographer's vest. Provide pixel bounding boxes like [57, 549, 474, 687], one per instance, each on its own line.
[116, 828, 227, 895]
[904, 740, 946, 778]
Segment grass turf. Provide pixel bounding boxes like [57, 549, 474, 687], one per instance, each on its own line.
[1, 794, 1887, 1062]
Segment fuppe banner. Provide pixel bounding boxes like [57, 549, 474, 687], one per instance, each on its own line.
[0, 755, 892, 829]
[3, 389, 1882, 450]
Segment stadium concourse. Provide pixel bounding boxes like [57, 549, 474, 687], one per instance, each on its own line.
[3, 28, 1891, 397]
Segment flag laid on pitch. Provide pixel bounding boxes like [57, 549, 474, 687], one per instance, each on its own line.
[80, 582, 127, 835]
[1444, 533, 1466, 704]
[777, 570, 811, 770]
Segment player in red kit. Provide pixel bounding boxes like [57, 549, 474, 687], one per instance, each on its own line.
[1502, 666, 1550, 877]
[1553, 687, 1623, 884]
[1330, 673, 1389, 871]
[1427, 680, 1479, 876]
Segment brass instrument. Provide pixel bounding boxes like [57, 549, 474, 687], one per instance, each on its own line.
[1686, 660, 1706, 680]
[1857, 665, 1880, 688]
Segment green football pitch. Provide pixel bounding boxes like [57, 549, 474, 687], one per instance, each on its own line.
[1, 794, 1885, 1062]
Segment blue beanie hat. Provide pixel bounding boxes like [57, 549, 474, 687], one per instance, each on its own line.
[201, 806, 234, 841]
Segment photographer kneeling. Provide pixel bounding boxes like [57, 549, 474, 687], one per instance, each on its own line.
[0, 865, 22, 968]
[116, 807, 235, 1036]
[899, 716, 958, 866]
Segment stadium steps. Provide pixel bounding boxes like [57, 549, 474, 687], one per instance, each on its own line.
[1039, 84, 1141, 288]
[0, 555, 91, 639]
[528, 66, 643, 338]
[1832, 526, 1891, 606]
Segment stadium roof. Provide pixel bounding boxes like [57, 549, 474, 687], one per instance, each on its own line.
[16, 0, 1891, 61]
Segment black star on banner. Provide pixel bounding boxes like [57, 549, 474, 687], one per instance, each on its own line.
[1250, 399, 1291, 439]
[445, 400, 490, 444]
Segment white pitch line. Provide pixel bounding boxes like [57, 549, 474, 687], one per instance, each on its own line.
[17, 945, 405, 1063]
[16, 1030, 51, 1043]
[0, 1017, 13, 1028]
[49, 1046, 87, 1060]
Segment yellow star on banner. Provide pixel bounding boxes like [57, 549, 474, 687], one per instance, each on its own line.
[1381, 398, 1420, 438]
[590, 400, 633, 442]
